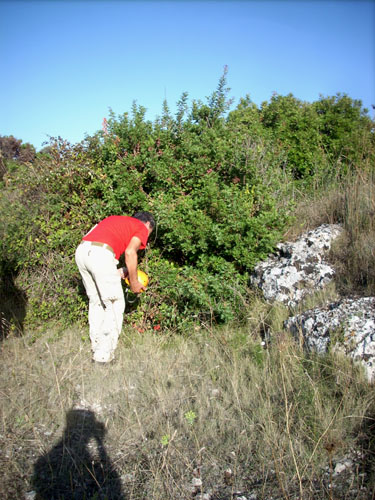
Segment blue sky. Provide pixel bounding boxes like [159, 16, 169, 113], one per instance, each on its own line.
[1, 0, 374, 151]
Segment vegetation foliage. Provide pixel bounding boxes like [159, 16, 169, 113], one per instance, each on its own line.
[1, 69, 375, 499]
[0, 68, 374, 331]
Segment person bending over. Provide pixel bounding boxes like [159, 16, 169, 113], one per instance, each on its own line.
[75, 211, 155, 363]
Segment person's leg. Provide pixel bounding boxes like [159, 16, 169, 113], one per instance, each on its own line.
[98, 297, 125, 357]
[82, 245, 125, 362]
[75, 243, 106, 357]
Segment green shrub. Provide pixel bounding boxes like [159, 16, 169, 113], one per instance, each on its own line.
[1, 70, 374, 331]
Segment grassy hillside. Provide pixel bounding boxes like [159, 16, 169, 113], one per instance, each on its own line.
[1, 319, 374, 499]
[1, 169, 374, 499]
[1, 78, 374, 498]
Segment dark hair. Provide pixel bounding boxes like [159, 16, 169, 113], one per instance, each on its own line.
[132, 211, 156, 230]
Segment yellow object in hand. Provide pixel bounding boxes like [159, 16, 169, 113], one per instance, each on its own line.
[125, 270, 149, 290]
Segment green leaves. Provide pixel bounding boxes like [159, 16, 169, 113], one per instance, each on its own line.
[2, 70, 373, 331]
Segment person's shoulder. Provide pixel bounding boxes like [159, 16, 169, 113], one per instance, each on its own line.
[105, 215, 132, 223]
[101, 215, 120, 222]
[128, 216, 146, 228]
[129, 217, 148, 244]
[100, 215, 135, 228]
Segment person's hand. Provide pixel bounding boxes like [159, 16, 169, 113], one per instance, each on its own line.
[118, 267, 128, 279]
[130, 281, 145, 294]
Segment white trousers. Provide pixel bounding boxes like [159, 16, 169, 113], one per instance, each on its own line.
[75, 241, 125, 362]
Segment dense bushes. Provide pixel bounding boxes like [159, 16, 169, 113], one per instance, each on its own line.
[1, 70, 374, 331]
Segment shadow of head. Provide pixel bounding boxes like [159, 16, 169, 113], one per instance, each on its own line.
[64, 408, 106, 441]
[32, 408, 124, 499]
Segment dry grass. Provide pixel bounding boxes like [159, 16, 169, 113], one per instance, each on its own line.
[1, 167, 374, 499]
[284, 168, 375, 296]
[1, 319, 374, 499]
[330, 170, 375, 295]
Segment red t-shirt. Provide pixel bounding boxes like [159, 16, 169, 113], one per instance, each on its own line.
[82, 216, 149, 259]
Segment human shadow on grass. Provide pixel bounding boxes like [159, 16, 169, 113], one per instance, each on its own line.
[32, 409, 125, 500]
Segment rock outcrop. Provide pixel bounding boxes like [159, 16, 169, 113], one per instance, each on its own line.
[251, 224, 375, 382]
[251, 224, 343, 307]
[285, 297, 375, 381]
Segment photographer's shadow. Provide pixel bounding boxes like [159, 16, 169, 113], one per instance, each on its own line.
[32, 409, 125, 499]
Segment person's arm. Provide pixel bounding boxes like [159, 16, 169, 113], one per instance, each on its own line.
[124, 236, 144, 294]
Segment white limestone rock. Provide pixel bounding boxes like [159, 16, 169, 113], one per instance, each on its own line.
[285, 297, 375, 382]
[251, 224, 343, 307]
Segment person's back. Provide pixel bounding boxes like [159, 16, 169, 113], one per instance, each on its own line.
[82, 216, 149, 259]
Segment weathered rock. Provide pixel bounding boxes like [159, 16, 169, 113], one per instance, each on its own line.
[285, 297, 375, 382]
[251, 224, 343, 307]
[24, 492, 36, 500]
[251, 224, 375, 382]
[333, 458, 353, 476]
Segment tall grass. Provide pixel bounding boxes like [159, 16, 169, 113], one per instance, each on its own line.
[330, 169, 375, 295]
[1, 321, 374, 499]
[285, 166, 375, 296]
